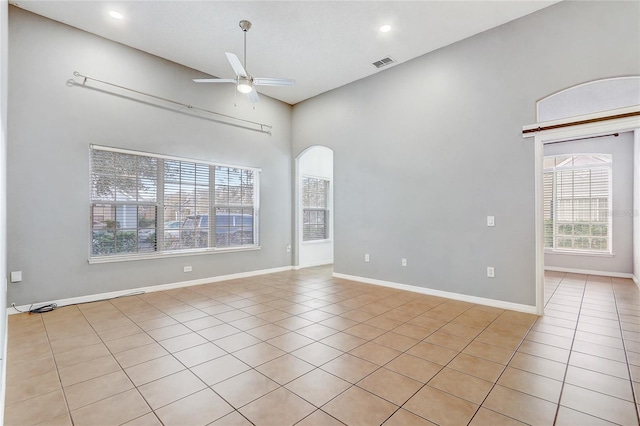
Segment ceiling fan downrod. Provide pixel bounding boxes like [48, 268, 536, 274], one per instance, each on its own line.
[239, 20, 251, 71]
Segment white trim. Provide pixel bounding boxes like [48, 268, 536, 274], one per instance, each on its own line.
[8, 265, 292, 315]
[526, 105, 640, 317]
[523, 105, 640, 138]
[534, 129, 545, 315]
[88, 245, 261, 264]
[633, 275, 639, 289]
[298, 260, 333, 269]
[545, 250, 614, 258]
[544, 266, 634, 279]
[301, 239, 333, 245]
[293, 262, 333, 271]
[333, 273, 537, 315]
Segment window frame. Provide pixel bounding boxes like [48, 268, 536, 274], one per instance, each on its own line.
[543, 153, 613, 256]
[301, 175, 331, 243]
[89, 145, 261, 263]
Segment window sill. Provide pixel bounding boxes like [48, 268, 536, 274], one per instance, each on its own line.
[302, 239, 332, 245]
[544, 249, 614, 258]
[88, 245, 261, 264]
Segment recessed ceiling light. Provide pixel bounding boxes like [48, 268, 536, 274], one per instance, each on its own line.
[109, 11, 123, 20]
[380, 25, 391, 33]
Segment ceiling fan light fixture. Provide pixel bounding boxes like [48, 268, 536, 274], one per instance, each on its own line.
[193, 20, 293, 103]
[237, 79, 253, 93]
[109, 10, 123, 20]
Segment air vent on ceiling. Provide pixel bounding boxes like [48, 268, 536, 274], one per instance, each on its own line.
[372, 56, 396, 69]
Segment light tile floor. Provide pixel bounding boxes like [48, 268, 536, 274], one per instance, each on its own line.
[4, 267, 640, 425]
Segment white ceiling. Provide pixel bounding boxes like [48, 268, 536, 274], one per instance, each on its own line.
[12, 1, 559, 105]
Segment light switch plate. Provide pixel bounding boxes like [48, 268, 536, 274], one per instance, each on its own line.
[487, 216, 495, 227]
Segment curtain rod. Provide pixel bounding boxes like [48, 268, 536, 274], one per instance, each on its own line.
[522, 111, 640, 135]
[544, 132, 619, 145]
[70, 71, 272, 135]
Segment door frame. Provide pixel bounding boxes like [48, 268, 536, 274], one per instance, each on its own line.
[524, 106, 640, 314]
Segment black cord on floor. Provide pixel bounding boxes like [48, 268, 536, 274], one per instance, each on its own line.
[29, 304, 57, 314]
[10, 290, 145, 315]
[11, 302, 58, 314]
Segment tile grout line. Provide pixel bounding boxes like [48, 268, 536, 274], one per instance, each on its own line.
[611, 278, 640, 425]
[77, 296, 160, 425]
[7, 267, 637, 426]
[549, 273, 588, 426]
[463, 305, 542, 425]
[38, 309, 76, 425]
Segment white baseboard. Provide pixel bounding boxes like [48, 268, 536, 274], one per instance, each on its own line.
[332, 273, 537, 315]
[544, 266, 635, 279]
[633, 275, 639, 289]
[294, 261, 333, 270]
[9, 265, 293, 315]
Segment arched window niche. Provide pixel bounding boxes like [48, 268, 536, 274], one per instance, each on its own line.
[537, 76, 640, 122]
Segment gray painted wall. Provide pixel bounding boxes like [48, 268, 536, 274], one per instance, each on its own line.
[1, 0, 9, 384]
[544, 133, 634, 274]
[292, 1, 640, 306]
[7, 8, 293, 305]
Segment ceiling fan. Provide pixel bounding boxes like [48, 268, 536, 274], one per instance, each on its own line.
[193, 20, 295, 103]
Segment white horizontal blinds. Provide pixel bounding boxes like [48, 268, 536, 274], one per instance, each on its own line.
[90, 149, 158, 202]
[90, 149, 158, 255]
[90, 145, 259, 259]
[163, 160, 210, 251]
[544, 154, 611, 252]
[543, 172, 554, 248]
[302, 177, 329, 241]
[214, 167, 256, 247]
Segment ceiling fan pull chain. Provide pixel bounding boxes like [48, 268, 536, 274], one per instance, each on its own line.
[234, 84, 238, 107]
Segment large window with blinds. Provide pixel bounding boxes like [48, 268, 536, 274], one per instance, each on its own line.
[90, 146, 259, 260]
[543, 154, 612, 253]
[302, 176, 329, 241]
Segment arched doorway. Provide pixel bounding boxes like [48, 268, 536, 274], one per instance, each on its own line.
[294, 146, 334, 269]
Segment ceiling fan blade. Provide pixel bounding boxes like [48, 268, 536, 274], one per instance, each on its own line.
[253, 77, 295, 87]
[193, 78, 237, 83]
[248, 89, 260, 103]
[225, 52, 248, 78]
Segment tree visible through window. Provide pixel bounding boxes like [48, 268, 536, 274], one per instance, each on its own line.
[543, 154, 612, 253]
[302, 176, 329, 241]
[90, 146, 259, 258]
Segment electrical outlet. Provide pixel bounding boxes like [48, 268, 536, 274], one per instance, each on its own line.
[286, 244, 291, 253]
[401, 258, 407, 267]
[184, 266, 193, 273]
[487, 216, 495, 227]
[365, 254, 370, 262]
[487, 267, 495, 278]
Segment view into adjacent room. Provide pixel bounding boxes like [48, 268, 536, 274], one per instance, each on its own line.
[536, 77, 640, 309]
[296, 146, 334, 269]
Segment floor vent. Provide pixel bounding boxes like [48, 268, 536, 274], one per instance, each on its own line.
[372, 56, 396, 69]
